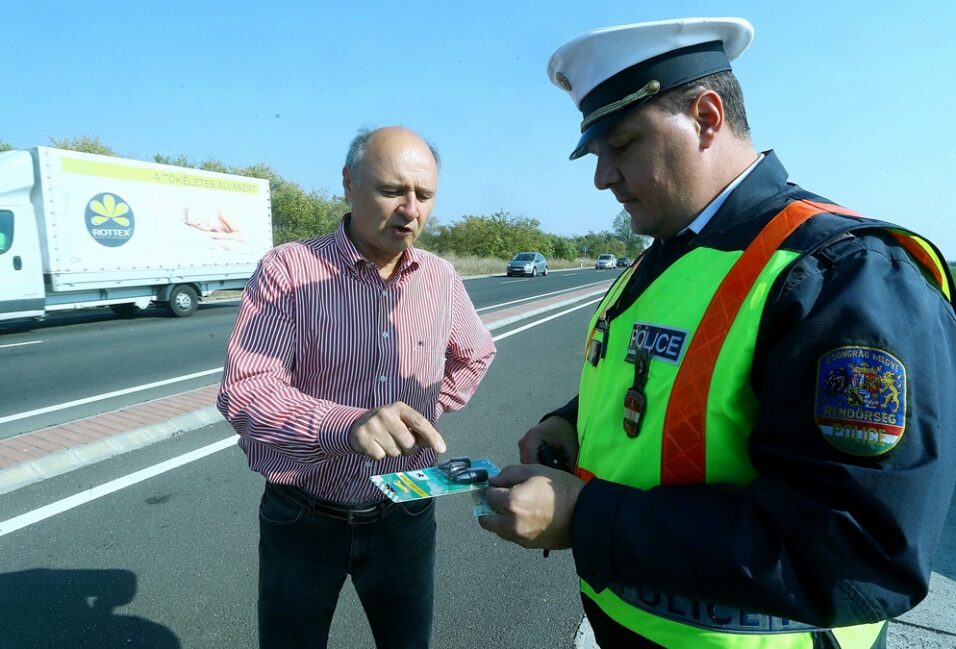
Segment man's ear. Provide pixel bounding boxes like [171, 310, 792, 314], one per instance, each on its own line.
[692, 90, 724, 150]
[342, 166, 353, 203]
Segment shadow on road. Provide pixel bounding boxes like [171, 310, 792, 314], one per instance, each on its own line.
[0, 568, 180, 648]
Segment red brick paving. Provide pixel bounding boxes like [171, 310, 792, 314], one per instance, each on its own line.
[0, 384, 221, 474]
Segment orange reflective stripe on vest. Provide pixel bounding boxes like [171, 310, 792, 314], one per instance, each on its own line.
[889, 233, 953, 301]
[660, 200, 859, 485]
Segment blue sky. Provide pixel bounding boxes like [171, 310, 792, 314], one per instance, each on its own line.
[4, 1, 955, 257]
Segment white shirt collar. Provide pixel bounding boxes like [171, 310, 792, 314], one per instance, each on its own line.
[681, 154, 764, 236]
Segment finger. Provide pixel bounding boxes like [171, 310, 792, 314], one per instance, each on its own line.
[362, 440, 385, 461]
[477, 513, 511, 538]
[390, 426, 419, 455]
[375, 436, 403, 458]
[488, 464, 535, 488]
[517, 430, 542, 464]
[398, 404, 447, 453]
[483, 486, 513, 511]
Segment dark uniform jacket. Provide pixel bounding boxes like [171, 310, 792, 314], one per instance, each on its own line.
[552, 151, 956, 634]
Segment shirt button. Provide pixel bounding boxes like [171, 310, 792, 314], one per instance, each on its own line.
[379, 375, 387, 382]
[382, 331, 389, 338]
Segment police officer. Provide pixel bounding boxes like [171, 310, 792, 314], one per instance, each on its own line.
[478, 17, 956, 649]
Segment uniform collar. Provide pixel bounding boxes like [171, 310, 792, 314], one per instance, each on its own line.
[681, 153, 764, 236]
[695, 150, 792, 240]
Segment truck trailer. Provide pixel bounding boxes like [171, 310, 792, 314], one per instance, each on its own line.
[0, 146, 273, 321]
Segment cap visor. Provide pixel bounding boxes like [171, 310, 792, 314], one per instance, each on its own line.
[569, 108, 631, 160]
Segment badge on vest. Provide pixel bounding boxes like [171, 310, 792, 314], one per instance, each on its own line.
[626, 322, 689, 365]
[815, 346, 907, 456]
[623, 348, 651, 438]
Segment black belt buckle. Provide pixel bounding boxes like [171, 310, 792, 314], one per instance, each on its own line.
[336, 501, 390, 525]
[346, 506, 381, 525]
[270, 483, 390, 525]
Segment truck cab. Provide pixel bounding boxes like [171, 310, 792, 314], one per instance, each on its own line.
[0, 150, 44, 321]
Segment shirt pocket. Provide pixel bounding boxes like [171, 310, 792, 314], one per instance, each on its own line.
[399, 337, 446, 386]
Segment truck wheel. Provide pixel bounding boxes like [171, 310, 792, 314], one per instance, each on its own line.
[110, 303, 140, 318]
[168, 285, 198, 317]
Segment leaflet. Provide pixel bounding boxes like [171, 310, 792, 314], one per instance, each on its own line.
[370, 459, 500, 505]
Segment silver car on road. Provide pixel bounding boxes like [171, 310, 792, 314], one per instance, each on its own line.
[507, 252, 548, 277]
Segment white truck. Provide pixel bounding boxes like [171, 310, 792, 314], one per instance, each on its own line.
[0, 146, 273, 321]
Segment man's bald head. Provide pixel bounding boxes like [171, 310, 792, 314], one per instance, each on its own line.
[345, 126, 440, 183]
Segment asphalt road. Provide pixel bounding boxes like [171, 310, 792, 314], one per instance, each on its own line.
[0, 301, 594, 649]
[0, 268, 622, 438]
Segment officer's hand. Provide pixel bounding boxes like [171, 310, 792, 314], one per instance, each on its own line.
[348, 401, 446, 460]
[478, 464, 584, 550]
[518, 416, 579, 466]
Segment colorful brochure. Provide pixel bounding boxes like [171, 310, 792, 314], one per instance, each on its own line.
[370, 459, 500, 504]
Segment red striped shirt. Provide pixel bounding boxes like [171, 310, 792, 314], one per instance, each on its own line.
[217, 217, 496, 503]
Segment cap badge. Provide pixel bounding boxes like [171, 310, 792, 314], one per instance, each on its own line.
[555, 72, 572, 91]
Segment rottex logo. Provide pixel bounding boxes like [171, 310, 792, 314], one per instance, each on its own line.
[85, 193, 134, 247]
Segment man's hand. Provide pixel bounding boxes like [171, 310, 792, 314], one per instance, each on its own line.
[478, 464, 585, 550]
[518, 416, 579, 467]
[348, 401, 446, 460]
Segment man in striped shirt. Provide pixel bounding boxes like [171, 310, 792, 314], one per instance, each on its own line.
[217, 126, 496, 649]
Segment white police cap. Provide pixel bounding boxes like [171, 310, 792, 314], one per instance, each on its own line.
[547, 17, 754, 159]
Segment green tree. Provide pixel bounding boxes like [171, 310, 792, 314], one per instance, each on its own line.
[611, 208, 651, 257]
[0, 142, 14, 152]
[199, 159, 230, 174]
[612, 209, 635, 248]
[153, 153, 196, 167]
[49, 135, 116, 156]
[548, 234, 579, 260]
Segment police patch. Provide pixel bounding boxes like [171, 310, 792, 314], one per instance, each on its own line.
[626, 322, 688, 365]
[815, 346, 907, 456]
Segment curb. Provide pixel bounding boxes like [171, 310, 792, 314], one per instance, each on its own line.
[0, 406, 223, 496]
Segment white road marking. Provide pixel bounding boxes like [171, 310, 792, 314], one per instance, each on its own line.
[0, 436, 237, 538]
[491, 299, 602, 341]
[474, 281, 609, 313]
[0, 340, 44, 349]
[0, 302, 598, 535]
[0, 368, 223, 425]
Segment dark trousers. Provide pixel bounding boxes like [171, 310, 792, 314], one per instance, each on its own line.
[257, 483, 436, 649]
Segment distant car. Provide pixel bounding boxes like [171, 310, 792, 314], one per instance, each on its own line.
[616, 256, 632, 267]
[507, 252, 548, 277]
[595, 254, 617, 270]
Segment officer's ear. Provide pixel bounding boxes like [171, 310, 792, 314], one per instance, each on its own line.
[691, 89, 724, 150]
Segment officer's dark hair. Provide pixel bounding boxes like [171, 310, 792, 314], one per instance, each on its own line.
[652, 70, 751, 139]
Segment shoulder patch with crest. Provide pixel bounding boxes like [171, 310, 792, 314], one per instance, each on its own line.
[815, 346, 907, 456]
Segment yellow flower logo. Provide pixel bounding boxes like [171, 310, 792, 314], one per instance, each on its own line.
[89, 194, 131, 226]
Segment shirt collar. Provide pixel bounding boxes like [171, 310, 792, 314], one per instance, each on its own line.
[334, 214, 422, 275]
[681, 153, 764, 236]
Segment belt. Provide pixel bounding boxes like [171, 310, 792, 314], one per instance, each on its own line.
[267, 482, 394, 525]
